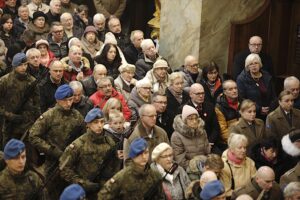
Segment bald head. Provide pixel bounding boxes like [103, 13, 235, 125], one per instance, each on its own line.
[255, 166, 275, 192]
[248, 36, 262, 54]
[189, 83, 205, 105]
[93, 64, 107, 80]
[184, 55, 199, 74]
[200, 171, 217, 188]
[236, 194, 253, 200]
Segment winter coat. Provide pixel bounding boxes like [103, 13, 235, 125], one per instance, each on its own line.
[229, 118, 265, 153]
[124, 43, 141, 64]
[61, 56, 92, 82]
[220, 149, 257, 197]
[81, 76, 97, 97]
[280, 162, 300, 189]
[47, 34, 68, 59]
[135, 54, 162, 80]
[171, 115, 210, 169]
[199, 78, 223, 105]
[81, 34, 103, 58]
[215, 94, 240, 143]
[114, 75, 136, 102]
[89, 87, 131, 121]
[144, 69, 170, 94]
[13, 18, 28, 40]
[92, 0, 126, 18]
[27, 22, 50, 41]
[177, 65, 202, 89]
[151, 163, 191, 200]
[236, 69, 276, 119]
[266, 106, 300, 140]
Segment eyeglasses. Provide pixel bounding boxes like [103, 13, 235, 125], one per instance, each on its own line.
[192, 92, 205, 96]
[249, 43, 262, 47]
[186, 116, 198, 121]
[99, 84, 112, 89]
[188, 63, 199, 68]
[159, 154, 173, 159]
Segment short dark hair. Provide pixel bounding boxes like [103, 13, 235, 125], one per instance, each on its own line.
[201, 61, 220, 82]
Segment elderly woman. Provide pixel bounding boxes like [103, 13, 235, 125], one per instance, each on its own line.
[199, 61, 223, 105]
[171, 105, 210, 170]
[35, 39, 56, 67]
[220, 133, 256, 197]
[61, 45, 92, 82]
[81, 25, 103, 59]
[151, 143, 191, 200]
[114, 63, 137, 102]
[145, 59, 170, 94]
[69, 81, 94, 117]
[127, 79, 152, 123]
[237, 53, 275, 120]
[229, 99, 265, 153]
[165, 72, 190, 137]
[28, 11, 50, 41]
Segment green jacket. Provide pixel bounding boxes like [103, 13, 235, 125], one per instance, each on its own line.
[98, 160, 165, 200]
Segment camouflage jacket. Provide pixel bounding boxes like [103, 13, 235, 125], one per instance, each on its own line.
[29, 104, 84, 171]
[59, 129, 120, 188]
[98, 160, 165, 200]
[0, 168, 43, 200]
[0, 70, 40, 135]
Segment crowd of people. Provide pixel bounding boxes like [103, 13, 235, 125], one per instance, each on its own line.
[0, 0, 299, 199]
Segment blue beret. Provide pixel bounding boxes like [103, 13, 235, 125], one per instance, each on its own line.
[12, 53, 27, 68]
[129, 138, 148, 158]
[55, 84, 74, 100]
[4, 139, 25, 160]
[200, 180, 224, 200]
[60, 184, 85, 200]
[84, 108, 104, 123]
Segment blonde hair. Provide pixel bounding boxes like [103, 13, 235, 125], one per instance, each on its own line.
[102, 98, 122, 121]
[239, 99, 256, 113]
[228, 133, 248, 149]
[108, 110, 125, 122]
[169, 72, 183, 85]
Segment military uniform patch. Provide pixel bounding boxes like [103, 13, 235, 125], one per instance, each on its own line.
[39, 115, 44, 119]
[109, 178, 115, 183]
[69, 144, 75, 149]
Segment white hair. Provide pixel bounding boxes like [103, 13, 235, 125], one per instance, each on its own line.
[50, 0, 61, 7]
[26, 48, 41, 57]
[284, 76, 300, 89]
[228, 133, 248, 149]
[140, 39, 154, 51]
[93, 13, 105, 23]
[69, 81, 83, 91]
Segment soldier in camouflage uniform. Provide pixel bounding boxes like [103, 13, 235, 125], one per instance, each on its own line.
[98, 138, 165, 200]
[0, 139, 44, 200]
[29, 84, 85, 199]
[60, 107, 121, 199]
[0, 53, 40, 148]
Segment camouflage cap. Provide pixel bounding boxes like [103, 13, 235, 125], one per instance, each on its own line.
[4, 139, 25, 160]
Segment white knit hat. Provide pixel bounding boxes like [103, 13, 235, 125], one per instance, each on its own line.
[182, 105, 199, 121]
[136, 78, 152, 88]
[151, 142, 172, 161]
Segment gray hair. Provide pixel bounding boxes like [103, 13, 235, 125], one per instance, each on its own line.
[130, 30, 144, 42]
[50, 0, 61, 7]
[26, 48, 41, 57]
[96, 76, 112, 87]
[60, 12, 72, 22]
[93, 13, 105, 23]
[139, 104, 155, 117]
[228, 133, 248, 149]
[245, 53, 262, 70]
[140, 39, 154, 51]
[169, 72, 183, 85]
[69, 81, 83, 91]
[284, 76, 300, 89]
[284, 182, 300, 198]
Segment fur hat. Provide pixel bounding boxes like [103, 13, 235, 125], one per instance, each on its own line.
[282, 129, 300, 157]
[182, 105, 199, 121]
[32, 11, 48, 22]
[151, 143, 172, 161]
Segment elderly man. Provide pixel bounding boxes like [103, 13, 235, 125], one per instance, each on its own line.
[13, 5, 30, 39]
[0, 53, 40, 147]
[60, 12, 83, 38]
[215, 80, 240, 150]
[179, 55, 202, 89]
[81, 64, 107, 97]
[93, 0, 126, 19]
[284, 76, 300, 109]
[0, 139, 44, 199]
[232, 35, 273, 79]
[124, 104, 169, 161]
[185, 83, 221, 153]
[124, 30, 144, 64]
[29, 84, 85, 199]
[145, 59, 170, 93]
[93, 13, 106, 42]
[47, 22, 68, 59]
[60, 108, 120, 199]
[284, 182, 300, 200]
[135, 39, 163, 80]
[89, 76, 131, 121]
[231, 166, 283, 200]
[27, 0, 50, 18]
[46, 0, 62, 25]
[99, 138, 164, 199]
[69, 81, 93, 117]
[3, 0, 17, 19]
[26, 48, 48, 80]
[107, 16, 130, 51]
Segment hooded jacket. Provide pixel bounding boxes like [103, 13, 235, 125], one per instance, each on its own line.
[171, 115, 210, 169]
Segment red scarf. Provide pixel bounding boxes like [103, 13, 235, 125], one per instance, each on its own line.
[227, 149, 244, 165]
[226, 97, 239, 110]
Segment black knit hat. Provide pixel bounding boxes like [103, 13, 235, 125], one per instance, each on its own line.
[32, 11, 48, 22]
[289, 128, 300, 142]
